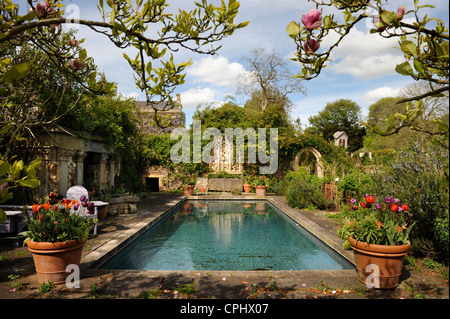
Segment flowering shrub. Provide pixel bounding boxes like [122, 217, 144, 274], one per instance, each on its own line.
[367, 145, 448, 258]
[22, 193, 95, 243]
[338, 194, 414, 247]
[253, 175, 268, 186]
[181, 173, 197, 185]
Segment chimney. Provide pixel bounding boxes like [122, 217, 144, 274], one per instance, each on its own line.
[176, 94, 182, 109]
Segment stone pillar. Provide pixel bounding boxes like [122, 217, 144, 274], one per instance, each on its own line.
[58, 150, 72, 196]
[109, 160, 116, 190]
[99, 153, 109, 191]
[76, 151, 87, 186]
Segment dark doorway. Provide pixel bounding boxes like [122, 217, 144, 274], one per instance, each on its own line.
[146, 177, 159, 192]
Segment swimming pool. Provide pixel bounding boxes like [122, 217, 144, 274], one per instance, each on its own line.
[99, 200, 354, 271]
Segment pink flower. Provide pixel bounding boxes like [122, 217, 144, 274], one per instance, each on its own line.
[70, 38, 79, 47]
[35, 2, 49, 17]
[396, 5, 405, 20]
[303, 38, 320, 53]
[373, 17, 388, 31]
[69, 59, 84, 71]
[301, 9, 322, 30]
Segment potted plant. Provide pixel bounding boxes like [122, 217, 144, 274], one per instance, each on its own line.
[254, 175, 268, 196]
[338, 195, 414, 289]
[181, 173, 196, 196]
[243, 175, 253, 193]
[21, 192, 96, 285]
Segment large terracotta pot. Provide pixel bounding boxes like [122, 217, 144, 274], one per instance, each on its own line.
[349, 236, 410, 289]
[27, 240, 86, 285]
[97, 205, 108, 221]
[255, 185, 266, 196]
[183, 184, 195, 196]
[243, 184, 252, 193]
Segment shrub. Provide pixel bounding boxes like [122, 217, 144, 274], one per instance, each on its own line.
[367, 145, 449, 260]
[285, 173, 325, 210]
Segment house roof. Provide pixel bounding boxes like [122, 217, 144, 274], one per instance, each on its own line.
[333, 131, 348, 139]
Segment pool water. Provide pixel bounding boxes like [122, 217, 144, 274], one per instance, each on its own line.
[100, 200, 353, 271]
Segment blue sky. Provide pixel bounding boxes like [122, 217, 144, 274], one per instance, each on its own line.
[19, 0, 450, 127]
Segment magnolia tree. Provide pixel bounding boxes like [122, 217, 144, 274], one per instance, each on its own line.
[287, 0, 449, 147]
[1, 0, 248, 136]
[0, 0, 248, 212]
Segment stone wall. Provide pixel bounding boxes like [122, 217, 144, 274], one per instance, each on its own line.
[34, 128, 116, 198]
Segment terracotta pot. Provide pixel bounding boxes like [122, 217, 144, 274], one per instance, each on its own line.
[27, 240, 86, 285]
[255, 185, 266, 196]
[183, 184, 195, 196]
[243, 184, 252, 193]
[97, 205, 108, 221]
[349, 236, 410, 289]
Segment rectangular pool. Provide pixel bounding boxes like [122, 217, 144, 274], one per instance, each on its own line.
[99, 200, 354, 271]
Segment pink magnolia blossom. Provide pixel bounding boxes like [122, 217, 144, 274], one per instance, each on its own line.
[303, 38, 320, 53]
[301, 9, 322, 30]
[396, 5, 405, 20]
[35, 2, 50, 17]
[69, 59, 85, 71]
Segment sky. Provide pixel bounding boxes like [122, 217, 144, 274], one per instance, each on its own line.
[18, 0, 450, 128]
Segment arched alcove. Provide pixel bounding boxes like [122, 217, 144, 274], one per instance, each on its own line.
[292, 147, 324, 177]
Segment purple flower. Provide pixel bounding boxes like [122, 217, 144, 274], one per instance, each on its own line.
[393, 198, 400, 204]
[375, 203, 382, 210]
[350, 198, 357, 204]
[385, 196, 393, 204]
[88, 202, 95, 210]
[80, 195, 88, 203]
[73, 204, 79, 211]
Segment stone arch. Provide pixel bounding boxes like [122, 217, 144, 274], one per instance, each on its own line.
[292, 147, 324, 177]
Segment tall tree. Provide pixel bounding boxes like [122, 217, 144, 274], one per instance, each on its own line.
[307, 99, 366, 151]
[237, 48, 305, 112]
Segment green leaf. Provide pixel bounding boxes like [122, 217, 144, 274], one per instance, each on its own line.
[413, 59, 426, 74]
[395, 61, 415, 76]
[0, 63, 31, 83]
[286, 21, 300, 39]
[0, 209, 7, 223]
[323, 15, 332, 29]
[18, 179, 40, 189]
[400, 40, 417, 57]
[380, 10, 398, 24]
[0, 161, 10, 176]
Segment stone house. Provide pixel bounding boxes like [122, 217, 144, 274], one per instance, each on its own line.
[333, 131, 348, 149]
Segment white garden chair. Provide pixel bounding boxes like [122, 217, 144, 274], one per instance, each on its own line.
[66, 185, 107, 235]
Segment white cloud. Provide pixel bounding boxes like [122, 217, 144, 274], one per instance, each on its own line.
[188, 56, 248, 88]
[362, 86, 401, 105]
[180, 88, 222, 109]
[321, 28, 404, 79]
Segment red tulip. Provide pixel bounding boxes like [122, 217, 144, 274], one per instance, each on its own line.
[401, 204, 409, 211]
[366, 195, 375, 204]
[360, 202, 366, 208]
[389, 203, 399, 212]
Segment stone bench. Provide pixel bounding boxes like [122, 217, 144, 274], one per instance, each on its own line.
[207, 178, 242, 192]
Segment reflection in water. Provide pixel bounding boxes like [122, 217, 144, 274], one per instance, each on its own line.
[100, 201, 353, 271]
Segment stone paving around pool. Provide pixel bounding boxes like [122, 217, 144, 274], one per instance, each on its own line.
[0, 193, 448, 300]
